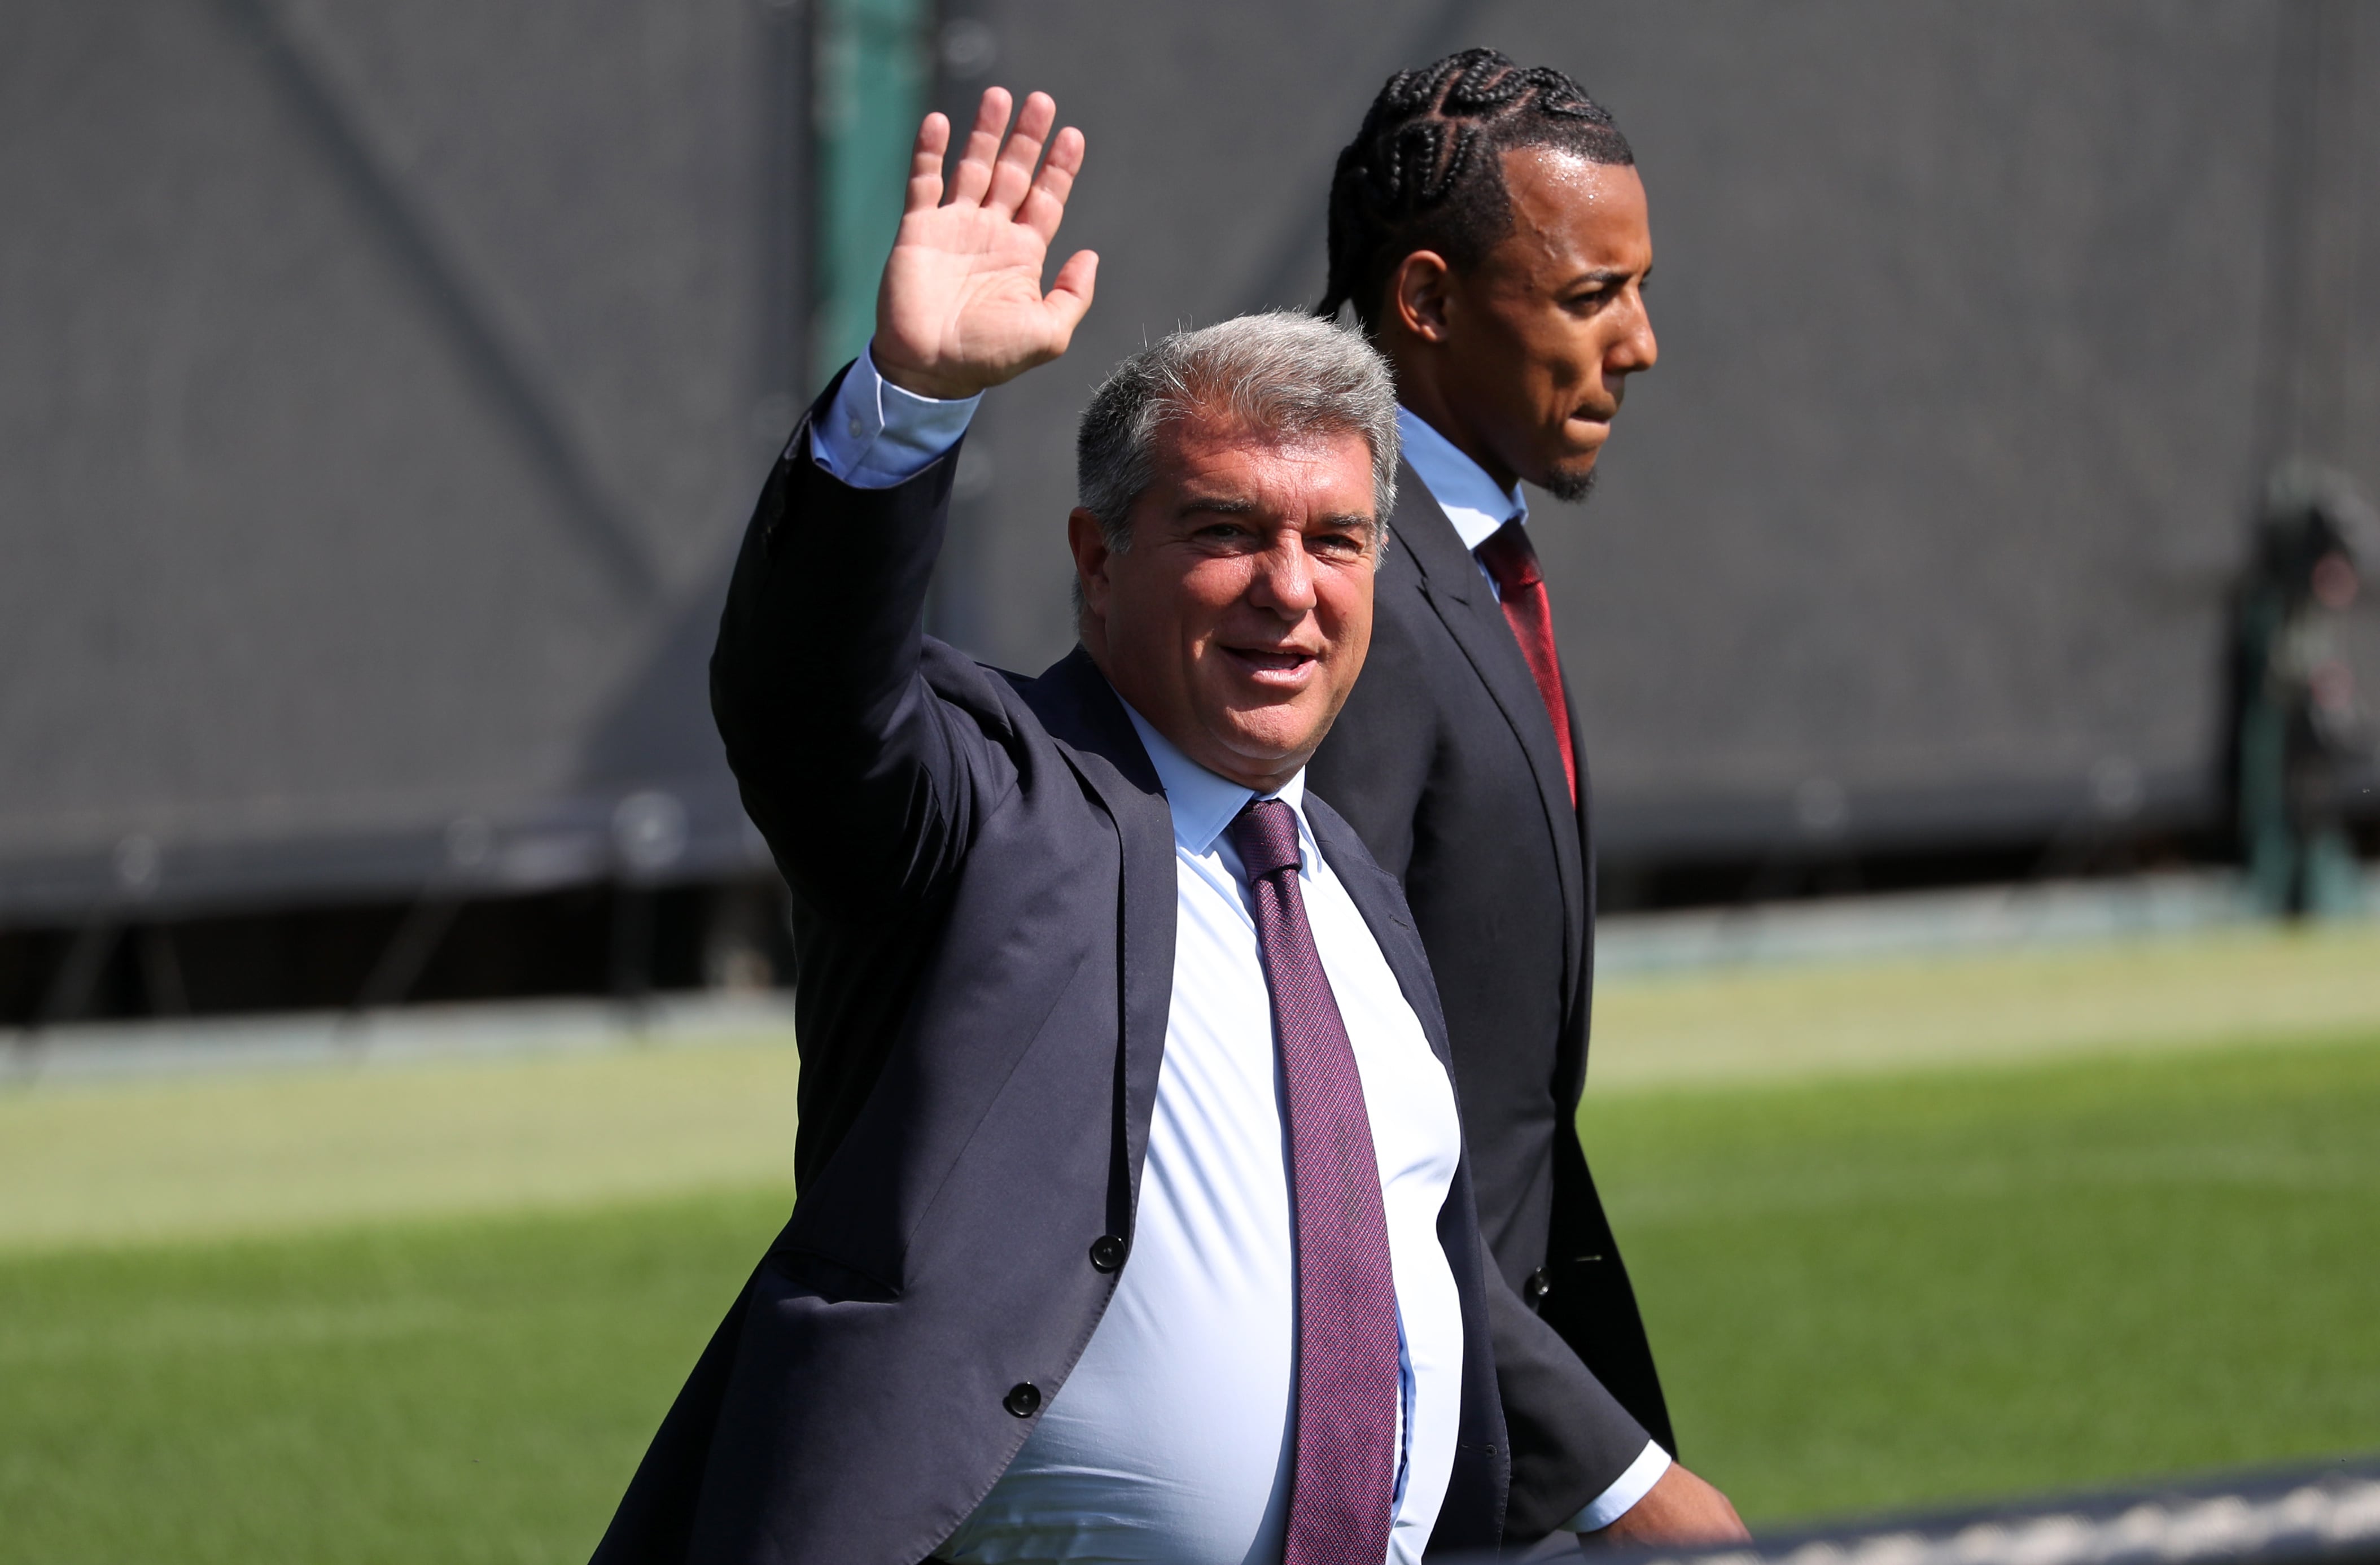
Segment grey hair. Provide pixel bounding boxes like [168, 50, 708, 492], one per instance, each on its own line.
[1075, 311, 1401, 549]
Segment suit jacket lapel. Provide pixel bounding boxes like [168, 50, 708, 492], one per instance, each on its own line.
[1386, 462, 1586, 999]
[1014, 646, 1177, 1243]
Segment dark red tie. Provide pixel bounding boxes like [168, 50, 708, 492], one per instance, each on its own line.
[1228, 799, 1401, 1565]
[1473, 518, 1578, 806]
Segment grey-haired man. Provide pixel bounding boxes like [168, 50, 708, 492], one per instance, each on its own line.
[592, 86, 1510, 1565]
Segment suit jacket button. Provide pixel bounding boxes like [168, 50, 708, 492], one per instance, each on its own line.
[1526, 1267, 1552, 1302]
[1003, 1382, 1042, 1418]
[1089, 1235, 1127, 1273]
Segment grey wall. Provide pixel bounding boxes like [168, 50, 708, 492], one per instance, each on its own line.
[5, 0, 2377, 924]
[0, 0, 802, 916]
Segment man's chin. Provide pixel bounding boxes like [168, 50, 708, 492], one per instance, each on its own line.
[1539, 462, 1599, 505]
[1202, 702, 1332, 780]
[1220, 719, 1319, 761]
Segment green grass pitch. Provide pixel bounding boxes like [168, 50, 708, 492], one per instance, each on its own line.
[1588, 1036, 2380, 1521]
[2, 926, 2377, 1562]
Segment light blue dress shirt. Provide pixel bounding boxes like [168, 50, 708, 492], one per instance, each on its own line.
[807, 347, 983, 484]
[809, 347, 1667, 1544]
[1393, 406, 1528, 564]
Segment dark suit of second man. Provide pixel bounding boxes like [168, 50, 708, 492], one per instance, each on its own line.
[1307, 50, 1747, 1548]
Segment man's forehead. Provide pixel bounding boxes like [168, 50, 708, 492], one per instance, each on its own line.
[1498, 147, 1651, 267]
[1154, 429, 1379, 530]
[1154, 414, 1374, 484]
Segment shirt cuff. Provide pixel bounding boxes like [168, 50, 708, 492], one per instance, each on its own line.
[803, 342, 982, 489]
[1565, 1440, 1672, 1533]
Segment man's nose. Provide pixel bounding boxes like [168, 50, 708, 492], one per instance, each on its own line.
[1611, 292, 1657, 376]
[1249, 537, 1318, 616]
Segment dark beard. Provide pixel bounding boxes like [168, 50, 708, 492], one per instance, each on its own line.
[1541, 464, 1599, 504]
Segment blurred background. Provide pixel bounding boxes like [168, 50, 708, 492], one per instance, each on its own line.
[2, 2, 2377, 1562]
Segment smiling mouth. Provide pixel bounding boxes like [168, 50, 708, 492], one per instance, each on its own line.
[1222, 645, 1319, 680]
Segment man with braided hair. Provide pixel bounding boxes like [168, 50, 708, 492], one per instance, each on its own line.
[1308, 49, 1748, 1551]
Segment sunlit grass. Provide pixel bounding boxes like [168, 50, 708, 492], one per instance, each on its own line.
[0, 1191, 782, 1565]
[3, 925, 2377, 1559]
[0, 1038, 800, 1251]
[1587, 1032, 2380, 1522]
[1589, 920, 2380, 1085]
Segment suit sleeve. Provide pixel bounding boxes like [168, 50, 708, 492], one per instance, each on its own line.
[710, 368, 1000, 917]
[1486, 1267, 1656, 1536]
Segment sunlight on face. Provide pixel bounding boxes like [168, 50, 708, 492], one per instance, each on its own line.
[1436, 150, 1657, 497]
[1071, 414, 1379, 792]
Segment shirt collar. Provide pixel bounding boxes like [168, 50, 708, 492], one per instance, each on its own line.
[1119, 700, 1314, 872]
[1396, 405, 1527, 553]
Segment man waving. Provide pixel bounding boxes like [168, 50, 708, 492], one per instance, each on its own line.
[592, 87, 1513, 1565]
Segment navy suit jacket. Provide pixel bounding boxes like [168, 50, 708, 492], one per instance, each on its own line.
[1308, 465, 1672, 1537]
[588, 388, 1510, 1564]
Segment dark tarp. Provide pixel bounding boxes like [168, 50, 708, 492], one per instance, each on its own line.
[1, 0, 804, 918]
[927, 0, 2380, 860]
[5, 0, 2377, 925]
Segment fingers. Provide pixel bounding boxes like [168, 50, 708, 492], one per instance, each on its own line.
[1014, 124, 1084, 244]
[944, 88, 1077, 222]
[945, 87, 1012, 206]
[982, 91, 1057, 216]
[904, 112, 950, 215]
[1041, 250, 1099, 344]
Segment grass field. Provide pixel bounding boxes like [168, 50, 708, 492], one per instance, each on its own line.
[1589, 1039, 2380, 1520]
[3, 924, 2378, 1562]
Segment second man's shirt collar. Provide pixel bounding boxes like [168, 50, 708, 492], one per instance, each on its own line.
[1395, 406, 1528, 553]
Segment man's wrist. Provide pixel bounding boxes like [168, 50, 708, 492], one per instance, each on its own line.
[1565, 1440, 1672, 1532]
[870, 343, 986, 402]
[870, 344, 983, 410]
[808, 343, 981, 489]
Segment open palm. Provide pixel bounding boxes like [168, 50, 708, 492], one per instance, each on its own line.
[873, 89, 1096, 401]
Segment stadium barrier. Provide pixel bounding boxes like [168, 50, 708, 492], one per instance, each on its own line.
[1459, 1458, 2380, 1565]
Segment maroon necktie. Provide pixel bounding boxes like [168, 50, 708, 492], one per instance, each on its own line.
[1473, 518, 1578, 806]
[1228, 799, 1401, 1565]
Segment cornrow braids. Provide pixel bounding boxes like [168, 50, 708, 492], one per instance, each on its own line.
[1319, 48, 1634, 329]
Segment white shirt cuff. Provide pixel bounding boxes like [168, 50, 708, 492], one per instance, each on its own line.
[802, 342, 982, 489]
[1565, 1440, 1672, 1532]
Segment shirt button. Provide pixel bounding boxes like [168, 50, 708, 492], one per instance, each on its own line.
[1003, 1382, 1042, 1418]
[1526, 1267, 1553, 1303]
[846, 414, 863, 437]
[1088, 1235, 1127, 1273]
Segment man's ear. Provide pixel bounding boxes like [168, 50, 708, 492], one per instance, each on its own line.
[1387, 251, 1456, 344]
[1067, 506, 1112, 624]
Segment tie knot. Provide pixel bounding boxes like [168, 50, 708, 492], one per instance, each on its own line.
[1228, 798, 1303, 881]
[1472, 517, 1543, 594]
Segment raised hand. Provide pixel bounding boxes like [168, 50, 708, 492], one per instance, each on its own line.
[872, 88, 1096, 400]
